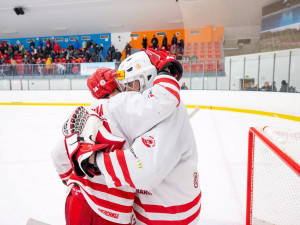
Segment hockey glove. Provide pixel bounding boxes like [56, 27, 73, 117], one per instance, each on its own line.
[63, 106, 126, 177]
[63, 106, 108, 177]
[145, 48, 183, 81]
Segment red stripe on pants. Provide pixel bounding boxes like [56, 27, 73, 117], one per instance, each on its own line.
[65, 191, 130, 225]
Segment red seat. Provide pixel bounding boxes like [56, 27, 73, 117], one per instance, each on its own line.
[191, 63, 197, 73]
[183, 63, 190, 73]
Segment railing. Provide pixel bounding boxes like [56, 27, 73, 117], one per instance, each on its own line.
[0, 63, 81, 77]
[1, 48, 299, 93]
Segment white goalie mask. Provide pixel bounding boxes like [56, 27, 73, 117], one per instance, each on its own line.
[116, 51, 157, 92]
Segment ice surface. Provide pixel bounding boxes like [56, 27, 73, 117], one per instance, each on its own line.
[0, 105, 299, 225]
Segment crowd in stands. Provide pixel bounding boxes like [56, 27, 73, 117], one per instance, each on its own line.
[141, 34, 184, 60]
[0, 38, 126, 75]
[0, 34, 185, 75]
[246, 80, 298, 93]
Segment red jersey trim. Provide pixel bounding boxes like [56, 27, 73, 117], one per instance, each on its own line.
[134, 204, 201, 225]
[135, 192, 201, 214]
[103, 153, 122, 187]
[116, 150, 136, 188]
[59, 168, 72, 179]
[70, 176, 135, 199]
[153, 77, 180, 91]
[80, 187, 133, 213]
[163, 86, 180, 107]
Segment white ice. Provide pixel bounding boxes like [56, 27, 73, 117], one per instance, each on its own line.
[0, 104, 299, 225]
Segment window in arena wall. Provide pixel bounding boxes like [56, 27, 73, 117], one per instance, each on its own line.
[190, 30, 200, 35]
[55, 37, 63, 42]
[130, 33, 139, 38]
[26, 39, 34, 43]
[81, 36, 91, 41]
[70, 37, 78, 41]
[100, 35, 109, 39]
[43, 38, 50, 42]
[157, 32, 166, 36]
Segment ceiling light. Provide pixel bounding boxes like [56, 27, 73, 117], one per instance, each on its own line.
[107, 24, 124, 28]
[2, 31, 17, 34]
[52, 27, 67, 31]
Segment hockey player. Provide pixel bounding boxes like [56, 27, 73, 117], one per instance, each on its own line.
[52, 49, 184, 224]
[89, 65, 200, 224]
[74, 50, 201, 224]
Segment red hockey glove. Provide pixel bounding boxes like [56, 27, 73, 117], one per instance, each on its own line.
[145, 48, 183, 81]
[87, 67, 119, 99]
[63, 106, 126, 177]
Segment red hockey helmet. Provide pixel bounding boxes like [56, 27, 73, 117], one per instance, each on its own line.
[87, 67, 118, 99]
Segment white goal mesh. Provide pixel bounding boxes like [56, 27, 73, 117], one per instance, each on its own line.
[246, 127, 300, 225]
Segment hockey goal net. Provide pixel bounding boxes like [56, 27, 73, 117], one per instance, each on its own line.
[246, 127, 300, 225]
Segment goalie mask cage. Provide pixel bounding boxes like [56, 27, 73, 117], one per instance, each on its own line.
[246, 127, 300, 225]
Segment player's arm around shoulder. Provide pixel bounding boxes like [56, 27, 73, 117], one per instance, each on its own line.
[51, 135, 73, 184]
[106, 74, 181, 140]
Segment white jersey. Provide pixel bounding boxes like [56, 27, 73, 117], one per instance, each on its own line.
[96, 95, 201, 224]
[51, 75, 181, 224]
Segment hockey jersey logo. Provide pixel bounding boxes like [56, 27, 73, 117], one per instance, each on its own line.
[141, 136, 155, 148]
[193, 172, 199, 188]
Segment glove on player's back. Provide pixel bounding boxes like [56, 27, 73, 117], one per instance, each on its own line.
[144, 48, 183, 81]
[63, 106, 125, 177]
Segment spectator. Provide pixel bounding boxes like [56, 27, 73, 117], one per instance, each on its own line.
[125, 42, 132, 56]
[151, 35, 158, 49]
[20, 45, 26, 57]
[171, 34, 177, 46]
[142, 35, 148, 49]
[37, 38, 43, 48]
[178, 37, 184, 54]
[74, 39, 80, 49]
[50, 50, 56, 62]
[89, 45, 95, 54]
[22, 55, 30, 74]
[0, 55, 6, 65]
[41, 46, 47, 59]
[14, 43, 19, 54]
[272, 81, 277, 92]
[170, 44, 177, 55]
[46, 43, 52, 56]
[37, 46, 42, 56]
[7, 47, 14, 59]
[90, 53, 97, 62]
[29, 40, 35, 49]
[94, 44, 100, 61]
[260, 82, 272, 91]
[279, 80, 288, 92]
[99, 44, 104, 62]
[28, 46, 35, 55]
[46, 39, 52, 48]
[108, 44, 115, 55]
[181, 82, 188, 90]
[53, 41, 60, 53]
[162, 35, 168, 51]
[115, 49, 122, 62]
[46, 57, 52, 73]
[68, 42, 74, 51]
[31, 57, 36, 74]
[82, 41, 87, 50]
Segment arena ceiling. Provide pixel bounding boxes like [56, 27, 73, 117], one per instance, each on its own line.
[0, 0, 278, 41]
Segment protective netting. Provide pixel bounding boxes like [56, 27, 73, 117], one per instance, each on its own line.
[249, 128, 300, 225]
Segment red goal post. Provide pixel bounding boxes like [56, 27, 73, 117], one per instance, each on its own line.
[246, 127, 300, 225]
